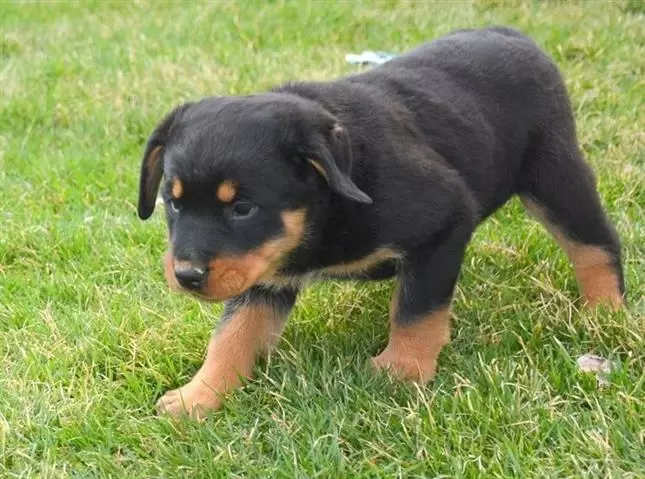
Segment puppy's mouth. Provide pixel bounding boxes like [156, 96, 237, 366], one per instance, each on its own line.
[162, 209, 306, 301]
[163, 251, 275, 301]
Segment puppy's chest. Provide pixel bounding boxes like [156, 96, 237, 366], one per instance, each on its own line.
[261, 247, 402, 290]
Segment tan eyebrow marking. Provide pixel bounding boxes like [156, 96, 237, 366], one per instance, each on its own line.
[217, 180, 237, 203]
[171, 177, 183, 199]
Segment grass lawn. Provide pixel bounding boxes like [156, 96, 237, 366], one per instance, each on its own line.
[1, 0, 644, 476]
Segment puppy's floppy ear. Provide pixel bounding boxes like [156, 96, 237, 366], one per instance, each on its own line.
[303, 119, 372, 204]
[138, 103, 192, 220]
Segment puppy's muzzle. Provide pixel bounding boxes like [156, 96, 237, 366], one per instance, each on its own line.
[174, 264, 208, 290]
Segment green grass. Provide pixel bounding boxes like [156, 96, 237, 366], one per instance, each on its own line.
[1, 0, 644, 476]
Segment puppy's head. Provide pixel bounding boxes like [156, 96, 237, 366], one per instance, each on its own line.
[137, 93, 371, 301]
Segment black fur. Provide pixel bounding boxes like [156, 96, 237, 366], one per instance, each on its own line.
[138, 26, 624, 326]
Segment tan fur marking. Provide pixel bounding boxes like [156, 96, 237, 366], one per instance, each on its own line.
[216, 181, 237, 203]
[521, 196, 623, 309]
[201, 209, 306, 300]
[319, 248, 401, 277]
[389, 284, 400, 319]
[171, 177, 183, 199]
[255, 209, 306, 279]
[163, 251, 181, 291]
[260, 247, 401, 290]
[307, 159, 328, 180]
[156, 303, 287, 419]
[564, 244, 623, 308]
[372, 305, 451, 383]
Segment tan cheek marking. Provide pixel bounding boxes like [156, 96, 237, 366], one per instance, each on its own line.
[205, 255, 269, 300]
[372, 304, 451, 383]
[163, 251, 181, 291]
[281, 209, 306, 240]
[201, 209, 307, 300]
[521, 196, 623, 309]
[171, 177, 183, 199]
[255, 209, 306, 277]
[217, 181, 237, 203]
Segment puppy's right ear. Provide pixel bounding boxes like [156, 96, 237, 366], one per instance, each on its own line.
[138, 103, 192, 220]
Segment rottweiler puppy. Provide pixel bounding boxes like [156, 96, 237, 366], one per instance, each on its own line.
[138, 27, 624, 418]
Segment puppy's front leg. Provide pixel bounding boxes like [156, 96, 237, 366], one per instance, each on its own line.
[372, 214, 475, 382]
[157, 287, 297, 419]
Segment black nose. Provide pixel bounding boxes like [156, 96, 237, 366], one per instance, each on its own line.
[174, 265, 208, 290]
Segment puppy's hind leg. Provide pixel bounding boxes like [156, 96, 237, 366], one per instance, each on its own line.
[518, 127, 624, 309]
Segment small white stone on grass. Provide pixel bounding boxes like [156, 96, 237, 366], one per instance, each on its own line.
[576, 354, 616, 387]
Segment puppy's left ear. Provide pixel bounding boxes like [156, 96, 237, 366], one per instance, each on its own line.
[138, 103, 192, 220]
[304, 122, 372, 204]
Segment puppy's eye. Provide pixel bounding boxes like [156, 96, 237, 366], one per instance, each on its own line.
[231, 201, 258, 219]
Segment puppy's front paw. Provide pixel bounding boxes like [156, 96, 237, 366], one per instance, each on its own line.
[156, 380, 222, 420]
[370, 350, 438, 383]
